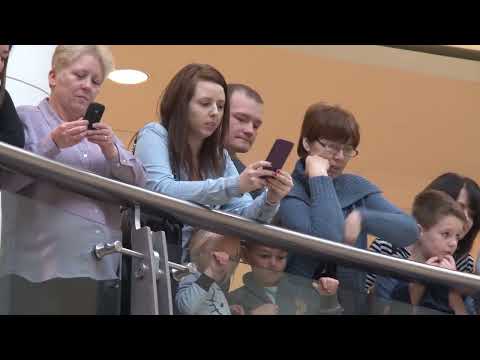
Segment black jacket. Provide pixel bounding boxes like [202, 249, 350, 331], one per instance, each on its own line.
[0, 90, 25, 148]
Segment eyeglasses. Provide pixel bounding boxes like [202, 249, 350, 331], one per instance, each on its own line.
[316, 139, 359, 158]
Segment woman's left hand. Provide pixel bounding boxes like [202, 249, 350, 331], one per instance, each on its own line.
[265, 170, 293, 204]
[87, 123, 118, 161]
[344, 210, 362, 246]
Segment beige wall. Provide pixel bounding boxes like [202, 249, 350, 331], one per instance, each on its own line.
[97, 45, 480, 269]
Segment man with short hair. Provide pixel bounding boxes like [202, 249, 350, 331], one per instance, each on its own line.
[226, 84, 264, 199]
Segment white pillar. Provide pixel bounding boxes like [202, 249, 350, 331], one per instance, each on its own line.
[1, 45, 56, 245]
[6, 45, 56, 106]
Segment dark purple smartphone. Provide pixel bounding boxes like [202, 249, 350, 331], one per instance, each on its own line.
[263, 139, 294, 176]
[85, 102, 105, 130]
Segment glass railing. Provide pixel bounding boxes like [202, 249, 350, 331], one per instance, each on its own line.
[0, 189, 121, 315]
[365, 262, 479, 315]
[171, 245, 458, 315]
[1, 141, 480, 315]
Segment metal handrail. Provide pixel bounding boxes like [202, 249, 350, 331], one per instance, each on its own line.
[0, 141, 479, 291]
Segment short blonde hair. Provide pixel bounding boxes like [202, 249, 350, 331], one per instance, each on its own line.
[51, 45, 114, 81]
[189, 230, 240, 272]
[189, 230, 223, 272]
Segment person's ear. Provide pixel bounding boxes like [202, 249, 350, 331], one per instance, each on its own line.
[48, 69, 56, 89]
[417, 223, 424, 237]
[302, 137, 311, 154]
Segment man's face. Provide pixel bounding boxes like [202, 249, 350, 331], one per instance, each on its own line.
[226, 91, 263, 154]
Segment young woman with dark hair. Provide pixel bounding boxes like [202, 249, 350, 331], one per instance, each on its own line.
[134, 63, 293, 263]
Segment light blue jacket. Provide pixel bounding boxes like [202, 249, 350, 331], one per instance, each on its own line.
[176, 271, 231, 315]
[134, 122, 279, 261]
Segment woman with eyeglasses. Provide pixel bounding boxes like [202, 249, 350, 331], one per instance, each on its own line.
[276, 102, 418, 314]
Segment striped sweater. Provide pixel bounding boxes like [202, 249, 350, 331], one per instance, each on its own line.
[365, 238, 474, 293]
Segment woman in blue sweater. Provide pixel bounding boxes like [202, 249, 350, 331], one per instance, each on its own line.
[277, 102, 418, 314]
[135, 64, 293, 263]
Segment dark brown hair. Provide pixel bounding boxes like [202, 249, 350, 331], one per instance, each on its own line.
[227, 83, 263, 105]
[159, 63, 229, 179]
[0, 45, 12, 107]
[297, 102, 360, 158]
[424, 173, 480, 258]
[413, 189, 466, 231]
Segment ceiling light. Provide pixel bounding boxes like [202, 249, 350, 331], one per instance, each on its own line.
[108, 69, 149, 85]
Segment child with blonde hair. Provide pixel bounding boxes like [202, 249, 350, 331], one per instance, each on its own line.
[175, 229, 241, 315]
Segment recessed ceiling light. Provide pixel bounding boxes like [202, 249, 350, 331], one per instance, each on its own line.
[108, 69, 149, 85]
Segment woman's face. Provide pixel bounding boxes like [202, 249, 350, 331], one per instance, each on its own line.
[0, 45, 10, 75]
[48, 53, 103, 121]
[187, 80, 225, 142]
[457, 186, 474, 237]
[304, 138, 355, 178]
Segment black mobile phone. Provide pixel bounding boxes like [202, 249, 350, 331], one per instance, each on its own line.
[264, 139, 294, 175]
[84, 102, 105, 130]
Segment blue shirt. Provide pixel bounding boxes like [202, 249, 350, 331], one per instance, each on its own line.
[134, 122, 279, 262]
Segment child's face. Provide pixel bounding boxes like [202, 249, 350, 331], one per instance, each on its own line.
[419, 215, 464, 259]
[245, 245, 288, 287]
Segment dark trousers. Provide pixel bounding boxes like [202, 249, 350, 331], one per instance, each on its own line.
[0, 275, 120, 315]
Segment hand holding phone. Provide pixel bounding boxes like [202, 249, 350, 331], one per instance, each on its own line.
[264, 139, 294, 174]
[238, 140, 293, 194]
[84, 102, 105, 130]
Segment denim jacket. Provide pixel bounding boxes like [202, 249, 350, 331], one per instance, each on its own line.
[134, 122, 279, 262]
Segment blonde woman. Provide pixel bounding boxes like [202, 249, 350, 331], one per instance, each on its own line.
[0, 45, 146, 314]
